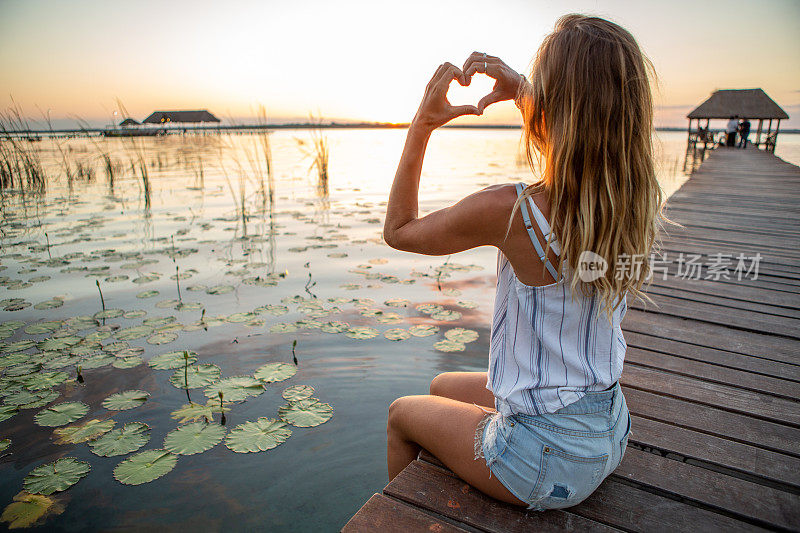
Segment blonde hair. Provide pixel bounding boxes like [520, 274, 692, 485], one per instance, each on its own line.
[512, 14, 667, 319]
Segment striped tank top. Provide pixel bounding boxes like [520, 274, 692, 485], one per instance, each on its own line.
[486, 183, 628, 417]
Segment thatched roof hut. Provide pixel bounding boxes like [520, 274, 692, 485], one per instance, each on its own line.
[119, 118, 140, 127]
[687, 89, 788, 120]
[685, 88, 788, 155]
[142, 110, 220, 124]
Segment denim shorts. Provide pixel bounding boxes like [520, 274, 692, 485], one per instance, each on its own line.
[475, 381, 632, 511]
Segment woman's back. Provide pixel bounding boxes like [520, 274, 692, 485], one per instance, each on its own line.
[488, 184, 628, 417]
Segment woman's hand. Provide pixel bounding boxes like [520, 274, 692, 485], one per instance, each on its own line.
[411, 62, 480, 135]
[462, 52, 526, 113]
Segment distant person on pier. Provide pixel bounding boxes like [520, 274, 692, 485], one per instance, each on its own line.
[725, 115, 738, 147]
[738, 118, 751, 149]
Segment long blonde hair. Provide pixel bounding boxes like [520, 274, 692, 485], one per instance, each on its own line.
[513, 14, 667, 319]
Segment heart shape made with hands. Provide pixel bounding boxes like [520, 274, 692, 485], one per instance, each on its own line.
[446, 73, 496, 109]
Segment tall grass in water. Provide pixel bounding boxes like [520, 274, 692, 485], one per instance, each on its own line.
[0, 103, 46, 191]
[116, 100, 151, 209]
[296, 114, 330, 198]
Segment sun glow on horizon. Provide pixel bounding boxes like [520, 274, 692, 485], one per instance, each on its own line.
[0, 0, 798, 128]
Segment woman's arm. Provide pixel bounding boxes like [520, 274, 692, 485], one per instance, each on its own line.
[383, 57, 526, 256]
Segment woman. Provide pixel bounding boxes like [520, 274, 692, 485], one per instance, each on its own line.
[384, 14, 665, 511]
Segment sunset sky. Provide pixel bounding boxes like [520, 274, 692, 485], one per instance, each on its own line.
[1, 0, 798, 128]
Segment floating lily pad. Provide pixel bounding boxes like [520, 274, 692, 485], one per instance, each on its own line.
[148, 350, 198, 370]
[169, 364, 221, 390]
[256, 304, 289, 316]
[81, 353, 116, 369]
[34, 402, 89, 427]
[136, 290, 159, 299]
[102, 390, 149, 411]
[416, 303, 443, 315]
[0, 491, 64, 529]
[94, 309, 124, 320]
[204, 376, 264, 402]
[3, 340, 36, 353]
[88, 422, 151, 457]
[33, 299, 64, 310]
[53, 419, 115, 444]
[254, 362, 297, 383]
[384, 328, 411, 341]
[0, 439, 9, 452]
[206, 285, 234, 295]
[163, 421, 226, 455]
[344, 326, 379, 340]
[430, 309, 462, 321]
[457, 299, 479, 309]
[113, 356, 143, 369]
[409, 324, 440, 337]
[146, 332, 178, 345]
[24, 321, 63, 335]
[278, 398, 334, 427]
[170, 400, 224, 424]
[37, 336, 81, 352]
[384, 298, 410, 307]
[23, 458, 91, 495]
[113, 450, 177, 485]
[433, 339, 466, 352]
[320, 321, 349, 333]
[115, 325, 154, 341]
[0, 405, 18, 422]
[4, 390, 59, 409]
[444, 328, 479, 343]
[282, 385, 315, 402]
[269, 322, 298, 334]
[225, 417, 291, 453]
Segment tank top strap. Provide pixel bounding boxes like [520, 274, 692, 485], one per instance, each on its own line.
[515, 182, 561, 282]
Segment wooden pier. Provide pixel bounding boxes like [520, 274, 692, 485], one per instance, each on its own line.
[343, 147, 800, 532]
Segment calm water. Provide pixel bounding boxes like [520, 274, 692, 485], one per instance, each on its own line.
[0, 129, 797, 531]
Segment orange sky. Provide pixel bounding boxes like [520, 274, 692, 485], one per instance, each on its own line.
[1, 0, 798, 128]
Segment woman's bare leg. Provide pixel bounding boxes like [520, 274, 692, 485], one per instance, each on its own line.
[387, 394, 526, 506]
[429, 371, 495, 409]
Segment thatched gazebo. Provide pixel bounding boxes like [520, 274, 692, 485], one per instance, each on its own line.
[686, 88, 789, 153]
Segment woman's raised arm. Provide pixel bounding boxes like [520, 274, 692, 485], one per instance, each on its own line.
[383, 63, 510, 256]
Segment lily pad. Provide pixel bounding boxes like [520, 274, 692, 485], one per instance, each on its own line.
[148, 350, 198, 370]
[278, 398, 334, 427]
[269, 322, 298, 334]
[433, 339, 466, 352]
[409, 324, 439, 337]
[115, 325, 154, 341]
[430, 309, 462, 321]
[384, 298, 410, 307]
[282, 384, 315, 401]
[24, 321, 63, 335]
[170, 400, 225, 424]
[37, 336, 81, 352]
[136, 290, 159, 299]
[102, 390, 150, 411]
[254, 362, 297, 383]
[4, 390, 59, 409]
[384, 328, 411, 341]
[88, 422, 151, 457]
[0, 439, 9, 452]
[0, 405, 18, 422]
[457, 299, 479, 309]
[320, 321, 349, 333]
[444, 328, 479, 343]
[163, 421, 226, 455]
[23, 458, 91, 495]
[113, 356, 143, 369]
[34, 402, 89, 427]
[225, 417, 292, 453]
[206, 285, 234, 295]
[53, 419, 115, 444]
[146, 332, 178, 345]
[113, 449, 177, 485]
[169, 364, 221, 390]
[204, 376, 264, 402]
[344, 326, 379, 340]
[0, 491, 64, 529]
[94, 309, 124, 320]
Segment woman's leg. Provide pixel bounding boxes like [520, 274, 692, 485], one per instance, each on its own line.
[387, 394, 527, 507]
[429, 371, 495, 409]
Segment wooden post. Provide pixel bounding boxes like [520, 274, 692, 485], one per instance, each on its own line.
[756, 119, 763, 147]
[772, 119, 781, 153]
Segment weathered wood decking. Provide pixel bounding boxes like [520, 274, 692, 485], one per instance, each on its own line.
[343, 147, 800, 532]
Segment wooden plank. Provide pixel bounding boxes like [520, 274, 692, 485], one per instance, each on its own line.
[622, 310, 800, 362]
[570, 476, 769, 533]
[385, 460, 619, 533]
[622, 386, 800, 457]
[342, 493, 470, 533]
[614, 448, 800, 530]
[628, 414, 800, 490]
[623, 331, 800, 382]
[621, 364, 800, 426]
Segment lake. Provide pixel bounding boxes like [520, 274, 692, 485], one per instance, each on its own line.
[0, 129, 798, 531]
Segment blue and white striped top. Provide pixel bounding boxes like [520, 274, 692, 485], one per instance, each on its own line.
[487, 183, 628, 417]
